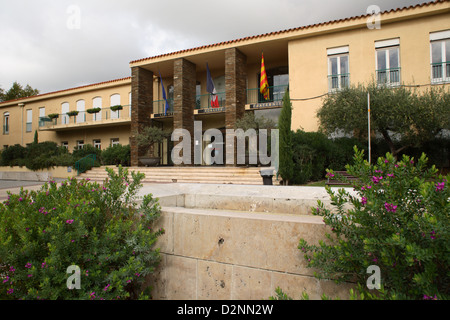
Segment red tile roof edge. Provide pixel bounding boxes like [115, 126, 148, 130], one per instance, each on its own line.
[129, 0, 448, 65]
[0, 77, 131, 106]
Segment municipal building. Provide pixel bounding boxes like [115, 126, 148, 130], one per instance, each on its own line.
[1, 0, 449, 167]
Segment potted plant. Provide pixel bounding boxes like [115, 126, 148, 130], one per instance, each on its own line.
[66, 111, 79, 123]
[87, 107, 102, 121]
[86, 107, 101, 114]
[48, 113, 59, 124]
[136, 126, 170, 167]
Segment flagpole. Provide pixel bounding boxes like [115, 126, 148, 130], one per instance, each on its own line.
[368, 92, 371, 164]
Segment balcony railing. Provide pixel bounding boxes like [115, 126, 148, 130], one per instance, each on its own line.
[246, 85, 289, 105]
[431, 61, 450, 83]
[377, 68, 401, 86]
[328, 73, 350, 91]
[151, 85, 288, 116]
[153, 99, 174, 115]
[40, 105, 131, 129]
[196, 92, 226, 110]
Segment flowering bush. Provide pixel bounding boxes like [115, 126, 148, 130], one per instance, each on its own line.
[299, 148, 449, 300]
[0, 166, 164, 300]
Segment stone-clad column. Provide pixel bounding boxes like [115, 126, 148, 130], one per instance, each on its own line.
[173, 58, 196, 166]
[130, 66, 154, 167]
[225, 48, 247, 166]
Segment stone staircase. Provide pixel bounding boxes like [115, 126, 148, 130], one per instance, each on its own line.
[78, 166, 278, 185]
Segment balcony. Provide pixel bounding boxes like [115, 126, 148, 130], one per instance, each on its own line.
[431, 61, 450, 84]
[246, 85, 288, 110]
[39, 105, 131, 131]
[151, 85, 288, 118]
[376, 68, 401, 87]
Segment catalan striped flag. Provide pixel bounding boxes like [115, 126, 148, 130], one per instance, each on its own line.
[260, 53, 270, 100]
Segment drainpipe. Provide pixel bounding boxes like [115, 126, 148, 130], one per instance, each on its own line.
[18, 103, 25, 146]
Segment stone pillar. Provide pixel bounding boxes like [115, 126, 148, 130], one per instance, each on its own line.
[173, 58, 196, 166]
[130, 66, 154, 167]
[225, 48, 247, 166]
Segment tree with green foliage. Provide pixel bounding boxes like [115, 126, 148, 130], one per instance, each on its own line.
[0, 82, 40, 102]
[277, 88, 294, 184]
[317, 82, 450, 158]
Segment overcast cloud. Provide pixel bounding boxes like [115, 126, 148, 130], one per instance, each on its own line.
[0, 0, 428, 94]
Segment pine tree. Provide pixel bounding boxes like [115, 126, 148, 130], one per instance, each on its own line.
[278, 88, 293, 185]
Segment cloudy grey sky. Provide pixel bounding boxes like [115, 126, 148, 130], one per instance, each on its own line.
[0, 0, 428, 94]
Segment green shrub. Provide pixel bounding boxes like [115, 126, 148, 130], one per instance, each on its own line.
[102, 144, 131, 166]
[25, 142, 64, 171]
[0, 166, 163, 300]
[0, 144, 27, 167]
[299, 148, 449, 300]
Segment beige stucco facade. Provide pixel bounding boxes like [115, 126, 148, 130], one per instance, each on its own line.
[0, 1, 448, 161]
[289, 5, 450, 131]
[0, 78, 131, 151]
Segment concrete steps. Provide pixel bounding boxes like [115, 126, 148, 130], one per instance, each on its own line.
[78, 166, 278, 185]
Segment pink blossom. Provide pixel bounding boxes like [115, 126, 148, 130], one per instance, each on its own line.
[384, 203, 397, 213]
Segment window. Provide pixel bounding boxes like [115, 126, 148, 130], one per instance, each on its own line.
[77, 140, 84, 150]
[93, 139, 102, 149]
[76, 100, 85, 123]
[110, 94, 121, 119]
[39, 107, 46, 127]
[111, 138, 120, 147]
[61, 102, 70, 124]
[26, 109, 32, 132]
[327, 46, 350, 91]
[3, 112, 9, 134]
[61, 142, 69, 150]
[256, 66, 289, 102]
[92, 97, 102, 121]
[375, 39, 400, 86]
[430, 30, 450, 83]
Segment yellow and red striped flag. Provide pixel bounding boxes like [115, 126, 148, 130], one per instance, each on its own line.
[260, 53, 270, 100]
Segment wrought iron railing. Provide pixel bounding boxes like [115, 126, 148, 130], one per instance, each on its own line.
[328, 73, 350, 91]
[431, 61, 450, 83]
[246, 85, 288, 105]
[74, 154, 96, 175]
[376, 68, 401, 86]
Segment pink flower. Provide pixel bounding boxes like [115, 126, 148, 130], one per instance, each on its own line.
[384, 203, 397, 213]
[361, 197, 367, 205]
[66, 219, 74, 224]
[435, 182, 444, 192]
[372, 176, 383, 184]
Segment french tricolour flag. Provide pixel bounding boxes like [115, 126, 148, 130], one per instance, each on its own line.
[206, 63, 219, 108]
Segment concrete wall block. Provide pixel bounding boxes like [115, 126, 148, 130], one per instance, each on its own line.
[168, 207, 327, 275]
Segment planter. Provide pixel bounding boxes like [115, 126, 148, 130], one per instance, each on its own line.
[110, 105, 123, 112]
[66, 111, 79, 117]
[86, 108, 101, 114]
[139, 157, 160, 167]
[48, 113, 59, 120]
